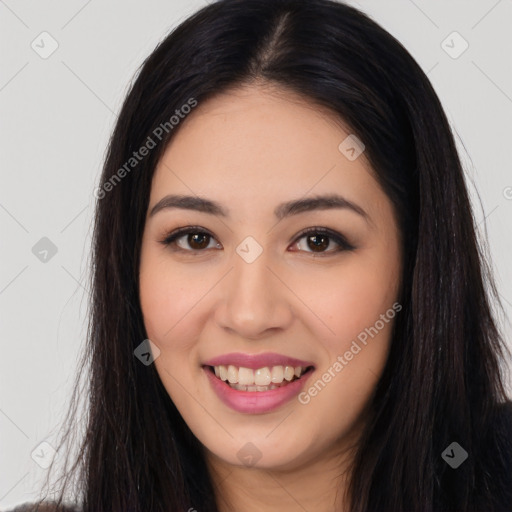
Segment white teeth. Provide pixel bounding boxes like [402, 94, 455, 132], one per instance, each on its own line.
[227, 365, 238, 384]
[271, 365, 284, 383]
[211, 364, 308, 388]
[238, 367, 254, 386]
[284, 366, 295, 381]
[254, 367, 271, 386]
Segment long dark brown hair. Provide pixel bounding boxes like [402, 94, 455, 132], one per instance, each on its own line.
[35, 0, 511, 511]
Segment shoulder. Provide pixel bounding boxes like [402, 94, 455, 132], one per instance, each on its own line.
[2, 502, 80, 512]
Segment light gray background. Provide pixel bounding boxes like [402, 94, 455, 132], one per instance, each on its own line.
[1, 0, 511, 508]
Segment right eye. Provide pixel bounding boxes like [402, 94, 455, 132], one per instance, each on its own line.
[160, 226, 222, 252]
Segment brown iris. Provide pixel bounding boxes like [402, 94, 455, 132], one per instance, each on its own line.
[307, 234, 329, 252]
[188, 233, 210, 250]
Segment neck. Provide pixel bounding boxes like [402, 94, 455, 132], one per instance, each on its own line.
[206, 436, 358, 512]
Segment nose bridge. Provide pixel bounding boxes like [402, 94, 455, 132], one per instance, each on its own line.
[215, 243, 292, 338]
[232, 247, 271, 299]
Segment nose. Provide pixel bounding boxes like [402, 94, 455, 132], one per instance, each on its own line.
[214, 249, 294, 340]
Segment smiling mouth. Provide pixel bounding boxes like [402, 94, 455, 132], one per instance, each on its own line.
[206, 364, 315, 392]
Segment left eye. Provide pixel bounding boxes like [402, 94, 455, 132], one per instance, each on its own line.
[160, 226, 354, 254]
[291, 228, 354, 254]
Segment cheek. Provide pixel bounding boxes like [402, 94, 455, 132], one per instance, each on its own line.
[293, 248, 400, 428]
[139, 253, 209, 407]
[139, 250, 208, 350]
[291, 252, 400, 349]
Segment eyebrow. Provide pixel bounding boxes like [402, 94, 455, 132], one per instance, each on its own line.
[149, 193, 369, 221]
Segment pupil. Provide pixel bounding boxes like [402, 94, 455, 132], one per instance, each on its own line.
[308, 234, 328, 252]
[189, 233, 209, 249]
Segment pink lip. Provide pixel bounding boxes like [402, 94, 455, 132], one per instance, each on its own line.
[203, 366, 314, 414]
[203, 352, 314, 370]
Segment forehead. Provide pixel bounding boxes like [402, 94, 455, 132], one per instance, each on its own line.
[150, 85, 383, 216]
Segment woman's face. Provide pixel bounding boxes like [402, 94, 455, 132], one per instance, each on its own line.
[139, 85, 402, 471]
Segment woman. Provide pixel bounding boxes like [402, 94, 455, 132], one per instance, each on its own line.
[9, 0, 512, 511]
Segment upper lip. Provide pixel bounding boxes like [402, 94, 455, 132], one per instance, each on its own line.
[203, 352, 314, 370]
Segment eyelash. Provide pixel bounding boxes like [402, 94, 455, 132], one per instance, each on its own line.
[159, 225, 355, 256]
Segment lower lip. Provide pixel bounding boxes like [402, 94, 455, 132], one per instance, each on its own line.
[203, 366, 313, 414]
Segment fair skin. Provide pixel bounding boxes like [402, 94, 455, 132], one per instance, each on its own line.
[139, 84, 402, 512]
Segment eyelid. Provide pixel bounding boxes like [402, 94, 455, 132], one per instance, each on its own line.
[159, 225, 220, 248]
[290, 226, 355, 253]
[159, 225, 355, 254]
